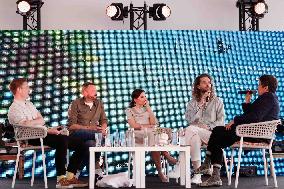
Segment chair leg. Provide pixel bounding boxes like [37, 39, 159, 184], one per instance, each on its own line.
[229, 148, 234, 186]
[262, 149, 268, 186]
[12, 148, 21, 188]
[235, 138, 243, 188]
[269, 148, 278, 188]
[222, 149, 229, 183]
[40, 139, 48, 188]
[31, 151, 36, 186]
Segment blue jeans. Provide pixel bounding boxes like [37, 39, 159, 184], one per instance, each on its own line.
[70, 130, 102, 171]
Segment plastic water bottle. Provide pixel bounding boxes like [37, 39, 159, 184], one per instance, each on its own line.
[143, 128, 149, 146]
[178, 127, 185, 146]
[114, 129, 119, 147]
[172, 129, 178, 145]
[105, 128, 111, 147]
[131, 128, 135, 147]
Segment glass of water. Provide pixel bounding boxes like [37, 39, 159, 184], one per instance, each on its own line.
[95, 133, 103, 147]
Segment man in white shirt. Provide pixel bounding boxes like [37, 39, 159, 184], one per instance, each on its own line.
[8, 78, 88, 189]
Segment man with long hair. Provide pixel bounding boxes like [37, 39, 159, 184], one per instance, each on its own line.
[183, 74, 225, 184]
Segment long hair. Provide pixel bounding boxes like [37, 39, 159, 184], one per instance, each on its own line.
[192, 74, 215, 102]
[129, 89, 145, 108]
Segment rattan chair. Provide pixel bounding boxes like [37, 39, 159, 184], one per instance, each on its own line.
[12, 124, 49, 188]
[227, 120, 281, 188]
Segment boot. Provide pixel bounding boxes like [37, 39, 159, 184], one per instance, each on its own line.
[199, 165, 222, 187]
[194, 155, 212, 175]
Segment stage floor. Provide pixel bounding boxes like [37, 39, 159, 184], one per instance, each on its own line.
[1, 175, 282, 189]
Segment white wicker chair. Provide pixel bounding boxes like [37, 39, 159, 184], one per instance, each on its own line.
[12, 124, 49, 188]
[227, 120, 281, 188]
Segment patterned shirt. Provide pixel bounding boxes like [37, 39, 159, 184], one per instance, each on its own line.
[185, 96, 225, 130]
[8, 100, 40, 125]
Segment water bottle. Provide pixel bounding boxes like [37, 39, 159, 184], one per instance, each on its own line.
[105, 128, 111, 147]
[178, 127, 185, 146]
[172, 129, 178, 145]
[114, 129, 119, 147]
[143, 128, 149, 146]
[131, 128, 135, 147]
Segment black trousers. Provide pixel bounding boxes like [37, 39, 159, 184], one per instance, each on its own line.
[207, 126, 240, 165]
[29, 134, 88, 176]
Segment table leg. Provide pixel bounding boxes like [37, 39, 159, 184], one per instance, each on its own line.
[185, 148, 191, 188]
[134, 151, 141, 188]
[140, 151, 145, 188]
[180, 151, 185, 186]
[89, 150, 95, 189]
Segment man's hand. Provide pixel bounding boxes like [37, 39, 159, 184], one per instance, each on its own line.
[47, 127, 61, 135]
[245, 93, 252, 104]
[225, 120, 234, 130]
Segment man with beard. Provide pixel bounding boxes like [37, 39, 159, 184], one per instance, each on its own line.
[179, 74, 225, 184]
[68, 82, 108, 176]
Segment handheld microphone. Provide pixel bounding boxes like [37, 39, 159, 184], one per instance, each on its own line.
[238, 90, 257, 95]
[206, 91, 211, 102]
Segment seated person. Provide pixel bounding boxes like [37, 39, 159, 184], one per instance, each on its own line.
[126, 89, 177, 182]
[8, 78, 88, 189]
[184, 74, 225, 184]
[68, 82, 108, 175]
[196, 75, 280, 187]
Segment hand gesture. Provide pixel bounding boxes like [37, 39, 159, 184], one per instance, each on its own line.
[245, 93, 252, 103]
[225, 120, 234, 130]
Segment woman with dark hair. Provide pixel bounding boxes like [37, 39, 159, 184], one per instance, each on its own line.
[125, 89, 177, 182]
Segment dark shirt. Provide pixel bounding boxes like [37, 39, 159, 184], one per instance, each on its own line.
[234, 92, 280, 126]
[67, 98, 108, 131]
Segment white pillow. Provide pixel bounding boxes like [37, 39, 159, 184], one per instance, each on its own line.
[96, 172, 133, 188]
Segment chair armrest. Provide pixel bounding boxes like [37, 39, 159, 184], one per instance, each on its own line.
[236, 120, 281, 139]
[13, 125, 47, 141]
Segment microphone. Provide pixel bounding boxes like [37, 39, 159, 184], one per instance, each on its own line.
[206, 91, 211, 102]
[238, 90, 257, 95]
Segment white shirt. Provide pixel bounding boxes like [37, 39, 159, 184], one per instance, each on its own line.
[8, 100, 39, 125]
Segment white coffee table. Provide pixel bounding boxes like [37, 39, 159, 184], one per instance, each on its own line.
[89, 145, 191, 189]
[137, 145, 191, 188]
[89, 146, 141, 189]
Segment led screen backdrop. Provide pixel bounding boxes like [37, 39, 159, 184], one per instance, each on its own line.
[0, 30, 283, 177]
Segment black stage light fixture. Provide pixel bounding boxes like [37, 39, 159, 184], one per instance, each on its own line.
[16, 0, 31, 15]
[106, 3, 128, 20]
[236, 0, 268, 31]
[253, 0, 268, 18]
[16, 0, 44, 30]
[149, 3, 171, 21]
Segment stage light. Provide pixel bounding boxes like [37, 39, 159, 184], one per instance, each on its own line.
[16, 0, 31, 14]
[149, 3, 171, 20]
[16, 0, 44, 30]
[106, 3, 128, 20]
[106, 2, 171, 29]
[254, 0, 268, 18]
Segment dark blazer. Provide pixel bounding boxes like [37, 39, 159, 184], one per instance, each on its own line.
[233, 92, 280, 126]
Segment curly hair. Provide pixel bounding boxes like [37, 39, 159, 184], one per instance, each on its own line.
[192, 74, 215, 102]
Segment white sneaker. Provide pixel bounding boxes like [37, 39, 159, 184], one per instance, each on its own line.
[191, 174, 202, 184]
[168, 164, 180, 178]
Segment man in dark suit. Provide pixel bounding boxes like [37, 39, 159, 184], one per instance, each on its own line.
[196, 75, 280, 187]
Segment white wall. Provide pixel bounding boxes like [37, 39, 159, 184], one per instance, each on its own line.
[0, 0, 283, 30]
